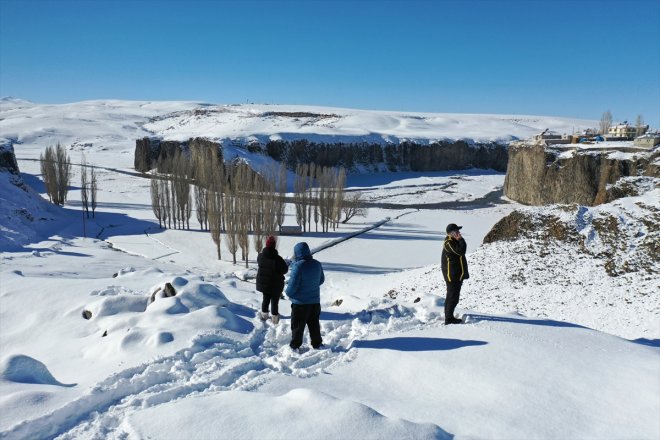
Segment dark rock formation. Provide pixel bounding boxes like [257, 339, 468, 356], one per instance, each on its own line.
[135, 137, 223, 173]
[136, 137, 509, 173]
[504, 141, 659, 206]
[0, 142, 20, 175]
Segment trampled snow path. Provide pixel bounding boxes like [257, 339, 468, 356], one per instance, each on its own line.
[2, 303, 441, 440]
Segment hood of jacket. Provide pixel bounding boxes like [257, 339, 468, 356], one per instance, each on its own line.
[294, 242, 312, 260]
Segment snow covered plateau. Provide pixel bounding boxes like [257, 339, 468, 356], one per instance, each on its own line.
[0, 98, 658, 440]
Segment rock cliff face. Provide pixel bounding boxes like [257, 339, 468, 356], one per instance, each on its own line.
[135, 138, 508, 173]
[0, 142, 20, 175]
[504, 141, 659, 206]
[135, 137, 223, 173]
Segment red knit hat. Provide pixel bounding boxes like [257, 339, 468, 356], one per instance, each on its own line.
[265, 236, 276, 248]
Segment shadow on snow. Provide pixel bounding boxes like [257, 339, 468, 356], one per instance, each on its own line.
[352, 337, 487, 351]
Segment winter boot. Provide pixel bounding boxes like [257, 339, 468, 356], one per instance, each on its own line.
[259, 311, 270, 321]
[271, 314, 280, 325]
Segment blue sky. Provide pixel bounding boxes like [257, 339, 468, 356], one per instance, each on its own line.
[1, 0, 659, 124]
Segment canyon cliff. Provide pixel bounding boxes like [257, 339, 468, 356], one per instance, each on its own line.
[504, 141, 659, 206]
[134, 137, 508, 174]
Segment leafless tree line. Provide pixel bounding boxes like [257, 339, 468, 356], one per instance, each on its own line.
[150, 150, 193, 230]
[293, 163, 365, 232]
[40, 143, 72, 206]
[149, 149, 288, 267]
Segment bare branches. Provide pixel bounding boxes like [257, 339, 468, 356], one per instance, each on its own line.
[342, 191, 367, 223]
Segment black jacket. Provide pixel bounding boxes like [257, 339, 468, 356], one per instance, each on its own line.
[441, 236, 469, 283]
[256, 247, 289, 294]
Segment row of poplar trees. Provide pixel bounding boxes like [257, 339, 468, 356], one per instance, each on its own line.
[149, 148, 356, 267]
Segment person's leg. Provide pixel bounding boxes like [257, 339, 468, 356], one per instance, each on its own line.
[444, 281, 462, 323]
[260, 293, 271, 320]
[308, 304, 323, 348]
[271, 294, 281, 324]
[261, 293, 270, 313]
[271, 294, 280, 317]
[290, 304, 307, 349]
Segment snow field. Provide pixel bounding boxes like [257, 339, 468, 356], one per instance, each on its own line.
[2, 98, 658, 439]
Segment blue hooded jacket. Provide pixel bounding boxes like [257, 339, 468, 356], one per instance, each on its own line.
[285, 242, 325, 304]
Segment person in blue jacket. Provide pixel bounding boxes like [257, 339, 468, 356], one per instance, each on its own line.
[285, 242, 325, 350]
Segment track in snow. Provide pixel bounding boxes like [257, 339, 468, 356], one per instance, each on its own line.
[2, 303, 443, 440]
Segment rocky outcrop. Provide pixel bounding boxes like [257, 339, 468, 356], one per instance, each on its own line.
[483, 193, 659, 277]
[0, 142, 20, 175]
[504, 141, 659, 206]
[136, 138, 509, 173]
[134, 137, 223, 173]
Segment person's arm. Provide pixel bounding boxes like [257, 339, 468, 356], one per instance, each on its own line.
[285, 262, 301, 298]
[444, 237, 466, 256]
[319, 263, 325, 286]
[457, 237, 467, 254]
[278, 256, 289, 275]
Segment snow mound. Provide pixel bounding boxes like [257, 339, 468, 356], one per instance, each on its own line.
[0, 355, 76, 387]
[81, 276, 252, 359]
[123, 388, 451, 440]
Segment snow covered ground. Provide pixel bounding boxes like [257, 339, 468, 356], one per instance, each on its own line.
[1, 99, 658, 439]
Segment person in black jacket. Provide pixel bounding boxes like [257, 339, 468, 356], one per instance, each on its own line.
[441, 223, 469, 324]
[256, 236, 289, 324]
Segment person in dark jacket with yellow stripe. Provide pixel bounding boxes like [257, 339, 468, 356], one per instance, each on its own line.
[441, 223, 469, 324]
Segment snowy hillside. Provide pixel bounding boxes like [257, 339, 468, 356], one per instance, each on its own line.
[389, 184, 660, 341]
[1, 98, 658, 439]
[1, 98, 599, 166]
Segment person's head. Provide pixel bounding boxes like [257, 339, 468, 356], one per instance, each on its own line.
[446, 223, 462, 239]
[266, 235, 277, 249]
[293, 242, 312, 260]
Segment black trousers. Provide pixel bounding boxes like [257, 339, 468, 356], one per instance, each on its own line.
[261, 291, 281, 316]
[445, 280, 462, 322]
[290, 303, 322, 349]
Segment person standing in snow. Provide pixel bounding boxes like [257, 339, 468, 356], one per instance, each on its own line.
[285, 242, 325, 350]
[256, 236, 289, 324]
[441, 223, 469, 324]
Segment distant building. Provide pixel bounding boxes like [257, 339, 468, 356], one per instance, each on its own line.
[606, 122, 649, 141]
[633, 132, 660, 149]
[532, 129, 571, 145]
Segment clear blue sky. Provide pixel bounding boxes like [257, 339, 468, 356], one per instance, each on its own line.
[1, 0, 659, 125]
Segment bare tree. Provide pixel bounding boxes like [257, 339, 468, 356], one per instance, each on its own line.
[162, 178, 172, 229]
[252, 175, 266, 255]
[276, 162, 287, 228]
[224, 184, 239, 265]
[150, 177, 164, 228]
[40, 147, 58, 203]
[194, 184, 209, 230]
[342, 191, 367, 223]
[55, 144, 72, 206]
[599, 110, 613, 135]
[332, 167, 346, 230]
[80, 154, 90, 218]
[208, 189, 223, 259]
[90, 165, 98, 217]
